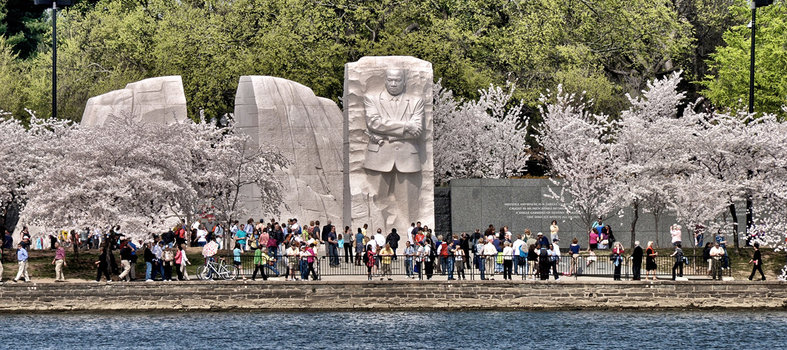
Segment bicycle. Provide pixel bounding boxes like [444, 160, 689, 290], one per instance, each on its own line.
[196, 257, 239, 280]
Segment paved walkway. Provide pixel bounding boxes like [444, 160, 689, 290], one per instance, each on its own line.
[2, 273, 733, 284]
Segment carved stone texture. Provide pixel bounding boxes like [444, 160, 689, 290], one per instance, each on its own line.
[234, 76, 344, 224]
[343, 56, 435, 234]
[81, 76, 188, 126]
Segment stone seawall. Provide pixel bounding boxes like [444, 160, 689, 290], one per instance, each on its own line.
[0, 281, 785, 313]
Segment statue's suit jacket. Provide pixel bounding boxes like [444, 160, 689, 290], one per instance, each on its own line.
[363, 90, 424, 173]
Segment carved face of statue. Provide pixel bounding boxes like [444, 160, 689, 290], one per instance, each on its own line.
[385, 69, 406, 96]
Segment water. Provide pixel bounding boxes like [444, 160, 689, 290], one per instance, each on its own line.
[1, 311, 784, 349]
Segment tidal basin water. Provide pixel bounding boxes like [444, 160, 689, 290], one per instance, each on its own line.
[2, 311, 785, 349]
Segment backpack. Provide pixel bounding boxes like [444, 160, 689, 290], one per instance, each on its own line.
[363, 250, 369, 264]
[519, 245, 527, 258]
[440, 243, 449, 257]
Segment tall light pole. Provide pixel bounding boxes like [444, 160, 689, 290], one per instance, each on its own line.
[749, 0, 774, 115]
[745, 0, 773, 243]
[33, 0, 72, 120]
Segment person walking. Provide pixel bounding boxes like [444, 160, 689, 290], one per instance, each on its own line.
[304, 243, 318, 281]
[152, 241, 165, 281]
[13, 243, 30, 283]
[232, 242, 245, 281]
[355, 228, 365, 266]
[502, 241, 513, 280]
[118, 241, 133, 282]
[527, 244, 538, 280]
[645, 241, 658, 280]
[424, 239, 435, 280]
[551, 239, 561, 281]
[445, 241, 456, 280]
[95, 244, 111, 283]
[612, 242, 624, 281]
[380, 243, 394, 280]
[386, 229, 400, 261]
[538, 244, 550, 280]
[144, 242, 155, 281]
[364, 244, 375, 281]
[52, 242, 67, 282]
[512, 234, 524, 276]
[327, 227, 339, 267]
[569, 238, 580, 277]
[475, 237, 486, 280]
[252, 247, 270, 281]
[415, 241, 425, 280]
[710, 242, 724, 280]
[175, 243, 190, 281]
[631, 241, 643, 281]
[162, 247, 174, 281]
[404, 241, 415, 279]
[460, 233, 471, 270]
[748, 242, 766, 281]
[702, 242, 712, 276]
[671, 243, 684, 280]
[454, 244, 466, 280]
[343, 226, 353, 264]
[483, 237, 498, 280]
[285, 242, 299, 281]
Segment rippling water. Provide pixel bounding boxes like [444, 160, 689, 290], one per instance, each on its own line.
[2, 311, 783, 349]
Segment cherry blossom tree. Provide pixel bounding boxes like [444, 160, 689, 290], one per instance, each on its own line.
[433, 82, 529, 184]
[0, 111, 72, 232]
[537, 86, 614, 230]
[21, 115, 288, 241]
[607, 72, 687, 247]
[199, 118, 289, 226]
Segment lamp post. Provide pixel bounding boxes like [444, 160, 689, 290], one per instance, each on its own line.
[749, 0, 774, 115]
[745, 0, 773, 242]
[33, 0, 72, 120]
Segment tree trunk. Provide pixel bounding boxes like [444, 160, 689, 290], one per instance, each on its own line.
[729, 203, 740, 251]
[630, 202, 639, 249]
[71, 232, 79, 260]
[746, 195, 753, 241]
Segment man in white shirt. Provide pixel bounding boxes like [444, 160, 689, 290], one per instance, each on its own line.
[483, 239, 498, 280]
[407, 222, 415, 245]
[290, 218, 301, 235]
[374, 229, 385, 249]
[512, 234, 525, 276]
[709, 242, 724, 280]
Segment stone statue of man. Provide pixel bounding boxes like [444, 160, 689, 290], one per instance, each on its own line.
[362, 69, 425, 227]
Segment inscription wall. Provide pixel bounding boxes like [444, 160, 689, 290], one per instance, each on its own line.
[449, 178, 746, 248]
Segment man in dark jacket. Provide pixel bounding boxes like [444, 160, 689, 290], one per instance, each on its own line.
[632, 241, 643, 280]
[322, 221, 334, 242]
[386, 229, 400, 260]
[460, 233, 471, 269]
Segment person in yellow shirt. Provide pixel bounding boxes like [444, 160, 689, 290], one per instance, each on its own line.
[379, 243, 394, 281]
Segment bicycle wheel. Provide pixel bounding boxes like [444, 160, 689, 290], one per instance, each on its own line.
[196, 265, 206, 280]
[227, 265, 239, 280]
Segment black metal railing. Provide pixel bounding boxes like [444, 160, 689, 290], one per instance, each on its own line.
[222, 251, 731, 280]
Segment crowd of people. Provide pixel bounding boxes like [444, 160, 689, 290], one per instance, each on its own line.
[0, 215, 771, 283]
